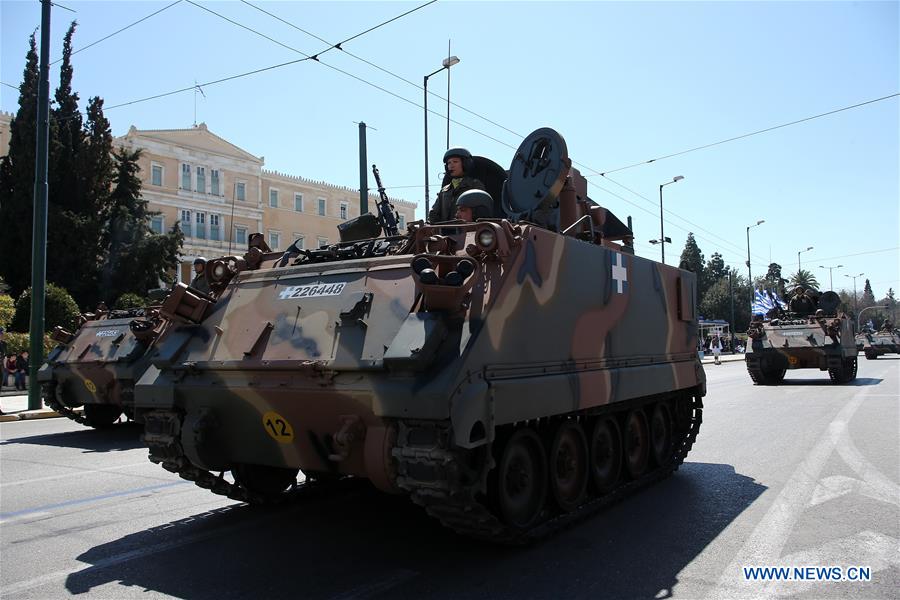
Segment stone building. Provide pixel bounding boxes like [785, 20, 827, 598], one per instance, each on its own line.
[116, 123, 416, 284]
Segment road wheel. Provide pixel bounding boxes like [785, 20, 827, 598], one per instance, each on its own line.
[589, 417, 622, 494]
[232, 463, 299, 499]
[649, 404, 673, 467]
[490, 428, 548, 529]
[83, 404, 122, 428]
[624, 409, 650, 479]
[549, 421, 588, 512]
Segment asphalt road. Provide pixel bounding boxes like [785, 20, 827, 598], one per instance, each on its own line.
[1, 357, 897, 599]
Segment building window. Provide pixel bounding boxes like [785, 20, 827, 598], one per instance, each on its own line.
[211, 169, 221, 196]
[340, 202, 348, 220]
[294, 193, 303, 212]
[269, 188, 278, 208]
[210, 214, 220, 241]
[150, 215, 164, 234]
[180, 209, 192, 237]
[293, 235, 304, 250]
[317, 237, 328, 248]
[234, 226, 247, 246]
[195, 212, 206, 239]
[235, 181, 246, 202]
[181, 164, 191, 190]
[268, 231, 281, 251]
[317, 197, 326, 216]
[398, 215, 406, 230]
[196, 166, 206, 193]
[151, 163, 163, 187]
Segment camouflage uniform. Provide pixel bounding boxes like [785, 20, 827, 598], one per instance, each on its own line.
[191, 273, 210, 295]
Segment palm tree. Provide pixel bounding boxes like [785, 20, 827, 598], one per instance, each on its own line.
[788, 269, 819, 295]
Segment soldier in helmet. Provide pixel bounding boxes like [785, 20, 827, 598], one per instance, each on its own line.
[427, 147, 486, 223]
[190, 257, 211, 295]
[455, 189, 494, 222]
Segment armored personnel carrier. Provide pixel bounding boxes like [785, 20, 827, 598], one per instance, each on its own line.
[745, 289, 857, 384]
[857, 321, 900, 360]
[135, 128, 706, 542]
[38, 306, 163, 428]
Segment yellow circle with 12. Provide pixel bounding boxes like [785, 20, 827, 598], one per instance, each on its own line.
[262, 411, 294, 443]
[83, 379, 97, 393]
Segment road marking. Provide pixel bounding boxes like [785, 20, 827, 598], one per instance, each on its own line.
[0, 481, 189, 521]
[329, 569, 419, 600]
[0, 461, 154, 487]
[706, 386, 871, 600]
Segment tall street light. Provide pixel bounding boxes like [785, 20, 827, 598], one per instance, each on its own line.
[797, 246, 813, 273]
[819, 264, 843, 291]
[423, 55, 460, 220]
[746, 220, 765, 313]
[844, 272, 864, 314]
[654, 175, 684, 264]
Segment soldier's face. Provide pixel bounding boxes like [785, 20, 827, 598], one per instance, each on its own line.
[194, 264, 203, 274]
[446, 157, 464, 177]
[455, 206, 474, 222]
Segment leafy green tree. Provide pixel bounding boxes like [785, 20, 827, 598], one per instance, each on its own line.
[705, 252, 728, 283]
[0, 295, 15, 330]
[114, 293, 148, 310]
[764, 263, 787, 298]
[679, 233, 707, 297]
[10, 284, 81, 333]
[0, 32, 39, 297]
[700, 272, 753, 332]
[99, 147, 184, 304]
[789, 269, 819, 294]
[862, 279, 876, 306]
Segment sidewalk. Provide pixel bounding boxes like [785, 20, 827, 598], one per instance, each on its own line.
[0, 389, 71, 422]
[700, 352, 746, 366]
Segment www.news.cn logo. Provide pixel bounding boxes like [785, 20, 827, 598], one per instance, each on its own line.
[743, 566, 871, 582]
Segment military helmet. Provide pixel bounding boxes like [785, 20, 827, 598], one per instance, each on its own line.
[193, 257, 207, 266]
[443, 147, 474, 173]
[456, 189, 494, 220]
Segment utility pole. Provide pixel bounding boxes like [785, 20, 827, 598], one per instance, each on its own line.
[358, 121, 368, 216]
[28, 0, 52, 410]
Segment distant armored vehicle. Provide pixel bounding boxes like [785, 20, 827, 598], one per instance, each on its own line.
[135, 128, 706, 542]
[745, 289, 857, 384]
[857, 321, 900, 360]
[39, 307, 163, 428]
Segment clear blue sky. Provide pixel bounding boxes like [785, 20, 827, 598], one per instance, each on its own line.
[2, 1, 898, 297]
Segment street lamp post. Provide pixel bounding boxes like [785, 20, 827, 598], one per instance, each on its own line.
[746, 220, 765, 311]
[797, 246, 813, 273]
[655, 176, 684, 264]
[423, 55, 460, 220]
[844, 272, 864, 314]
[818, 264, 843, 291]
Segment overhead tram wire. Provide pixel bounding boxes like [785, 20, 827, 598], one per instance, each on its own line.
[594, 93, 900, 177]
[52, 0, 183, 65]
[596, 173, 770, 264]
[177, 0, 516, 150]
[240, 0, 524, 141]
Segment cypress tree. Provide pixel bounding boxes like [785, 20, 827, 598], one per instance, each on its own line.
[0, 32, 39, 297]
[862, 279, 876, 306]
[100, 147, 184, 304]
[678, 233, 707, 297]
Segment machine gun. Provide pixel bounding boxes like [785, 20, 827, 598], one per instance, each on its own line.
[372, 164, 400, 237]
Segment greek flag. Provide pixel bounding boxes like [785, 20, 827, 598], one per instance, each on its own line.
[753, 289, 788, 315]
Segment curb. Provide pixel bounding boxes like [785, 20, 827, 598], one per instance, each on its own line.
[0, 409, 76, 423]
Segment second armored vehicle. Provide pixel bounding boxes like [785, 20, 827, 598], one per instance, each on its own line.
[135, 128, 706, 542]
[856, 321, 900, 360]
[39, 307, 163, 428]
[745, 289, 857, 384]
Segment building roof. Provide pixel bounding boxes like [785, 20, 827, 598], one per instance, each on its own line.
[120, 123, 263, 164]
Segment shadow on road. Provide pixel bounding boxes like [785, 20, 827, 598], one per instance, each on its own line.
[66, 462, 765, 599]
[0, 422, 144, 453]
